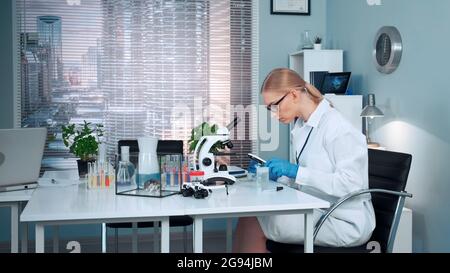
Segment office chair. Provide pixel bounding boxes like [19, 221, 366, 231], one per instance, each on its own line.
[105, 140, 193, 253]
[266, 149, 413, 253]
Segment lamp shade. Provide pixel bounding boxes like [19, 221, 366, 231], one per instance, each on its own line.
[360, 94, 384, 118]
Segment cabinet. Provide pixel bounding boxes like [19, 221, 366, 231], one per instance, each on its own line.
[393, 207, 413, 253]
[324, 94, 363, 132]
[289, 50, 343, 83]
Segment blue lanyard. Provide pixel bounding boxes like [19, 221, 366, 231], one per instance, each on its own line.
[296, 127, 314, 165]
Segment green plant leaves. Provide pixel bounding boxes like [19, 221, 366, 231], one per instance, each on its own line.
[61, 120, 104, 161]
[188, 122, 224, 153]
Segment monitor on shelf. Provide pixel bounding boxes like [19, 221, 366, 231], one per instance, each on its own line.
[310, 71, 328, 90]
[320, 72, 351, 95]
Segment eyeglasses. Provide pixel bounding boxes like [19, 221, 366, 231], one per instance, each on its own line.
[266, 92, 290, 113]
[265, 86, 307, 112]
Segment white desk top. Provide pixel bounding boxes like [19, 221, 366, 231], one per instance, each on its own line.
[20, 178, 329, 223]
[183, 179, 330, 216]
[0, 188, 35, 203]
[20, 184, 186, 222]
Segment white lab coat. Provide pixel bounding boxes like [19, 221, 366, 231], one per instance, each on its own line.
[258, 99, 376, 247]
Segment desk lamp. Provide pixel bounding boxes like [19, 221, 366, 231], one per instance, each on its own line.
[360, 93, 384, 148]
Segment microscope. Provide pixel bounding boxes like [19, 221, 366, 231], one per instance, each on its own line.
[192, 118, 241, 186]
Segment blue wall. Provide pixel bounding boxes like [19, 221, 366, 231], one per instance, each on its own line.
[327, 0, 450, 252]
[258, 0, 327, 159]
[0, 0, 14, 129]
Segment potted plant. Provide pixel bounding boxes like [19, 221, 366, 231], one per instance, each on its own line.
[314, 36, 322, 50]
[188, 122, 225, 154]
[62, 120, 104, 177]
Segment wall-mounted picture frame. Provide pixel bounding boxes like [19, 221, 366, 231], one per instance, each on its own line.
[271, 0, 310, 15]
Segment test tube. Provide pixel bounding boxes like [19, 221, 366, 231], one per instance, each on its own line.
[183, 156, 189, 183]
[166, 159, 171, 186]
[170, 156, 177, 186]
[105, 163, 110, 188]
[177, 155, 181, 186]
[161, 157, 167, 186]
[93, 163, 98, 188]
[99, 162, 103, 188]
[87, 162, 92, 189]
[109, 160, 115, 187]
[97, 163, 100, 188]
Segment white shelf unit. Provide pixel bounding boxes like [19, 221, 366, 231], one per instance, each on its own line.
[324, 93, 363, 132]
[289, 50, 343, 83]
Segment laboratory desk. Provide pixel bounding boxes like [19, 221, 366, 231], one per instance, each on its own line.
[0, 188, 35, 253]
[20, 178, 329, 253]
[183, 178, 330, 253]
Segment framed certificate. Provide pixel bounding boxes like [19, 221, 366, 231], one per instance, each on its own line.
[271, 0, 310, 15]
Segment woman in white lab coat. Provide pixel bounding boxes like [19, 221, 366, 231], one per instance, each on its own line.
[232, 68, 376, 253]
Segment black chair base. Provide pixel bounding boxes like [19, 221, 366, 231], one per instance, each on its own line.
[266, 239, 371, 253]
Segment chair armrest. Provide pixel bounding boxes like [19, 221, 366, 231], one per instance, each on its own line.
[313, 189, 413, 240]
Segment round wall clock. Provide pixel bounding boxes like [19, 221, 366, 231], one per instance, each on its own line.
[373, 26, 403, 74]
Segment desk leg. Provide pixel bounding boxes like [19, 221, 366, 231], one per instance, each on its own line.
[35, 224, 45, 253]
[53, 226, 59, 253]
[160, 218, 170, 253]
[304, 211, 314, 253]
[21, 222, 28, 253]
[101, 223, 107, 253]
[226, 218, 233, 253]
[193, 217, 203, 253]
[153, 221, 159, 253]
[10, 203, 19, 253]
[20, 202, 28, 253]
[132, 222, 138, 253]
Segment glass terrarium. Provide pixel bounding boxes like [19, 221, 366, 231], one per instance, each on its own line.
[115, 149, 183, 198]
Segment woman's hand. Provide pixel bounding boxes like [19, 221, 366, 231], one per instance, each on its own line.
[266, 158, 299, 181]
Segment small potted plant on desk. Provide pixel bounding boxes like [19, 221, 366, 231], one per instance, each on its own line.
[314, 36, 322, 50]
[62, 120, 104, 177]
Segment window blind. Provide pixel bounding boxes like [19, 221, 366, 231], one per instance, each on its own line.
[15, 0, 258, 172]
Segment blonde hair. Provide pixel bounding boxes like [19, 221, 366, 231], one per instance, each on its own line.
[261, 68, 324, 104]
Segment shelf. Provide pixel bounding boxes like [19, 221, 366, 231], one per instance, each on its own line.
[289, 49, 344, 57]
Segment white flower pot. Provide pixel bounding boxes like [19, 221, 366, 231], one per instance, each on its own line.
[314, 44, 322, 50]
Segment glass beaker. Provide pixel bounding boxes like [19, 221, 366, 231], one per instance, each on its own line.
[117, 161, 132, 186]
[256, 166, 269, 190]
[301, 30, 314, 50]
[117, 146, 136, 187]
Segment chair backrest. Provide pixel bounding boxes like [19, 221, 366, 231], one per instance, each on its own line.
[117, 140, 183, 165]
[368, 149, 412, 253]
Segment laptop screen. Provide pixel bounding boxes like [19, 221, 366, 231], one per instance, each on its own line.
[320, 72, 351, 94]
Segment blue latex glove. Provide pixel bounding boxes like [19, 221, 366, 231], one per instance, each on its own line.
[266, 158, 299, 181]
[247, 159, 259, 174]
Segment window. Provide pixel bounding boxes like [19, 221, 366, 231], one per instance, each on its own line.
[15, 0, 259, 172]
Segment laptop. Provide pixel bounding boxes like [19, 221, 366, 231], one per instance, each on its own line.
[320, 72, 351, 94]
[0, 128, 47, 191]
